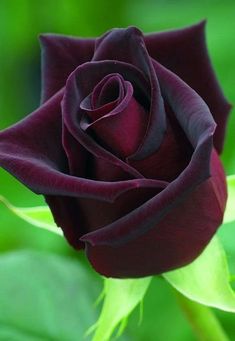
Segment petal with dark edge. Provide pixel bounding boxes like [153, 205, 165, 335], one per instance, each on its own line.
[129, 108, 193, 181]
[47, 179, 168, 250]
[83, 149, 226, 278]
[63, 123, 136, 182]
[0, 89, 161, 202]
[63, 60, 148, 179]
[39, 34, 95, 102]
[83, 79, 148, 158]
[80, 63, 220, 277]
[93, 27, 166, 159]
[144, 21, 231, 153]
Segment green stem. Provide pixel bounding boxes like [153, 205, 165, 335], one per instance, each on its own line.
[175, 292, 230, 341]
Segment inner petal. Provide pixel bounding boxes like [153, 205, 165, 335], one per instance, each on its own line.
[80, 74, 125, 122]
[92, 74, 125, 109]
[82, 81, 148, 159]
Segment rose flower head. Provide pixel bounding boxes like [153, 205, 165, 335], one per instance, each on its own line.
[0, 22, 231, 278]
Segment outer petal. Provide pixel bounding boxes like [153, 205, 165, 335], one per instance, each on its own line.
[83, 150, 226, 278]
[144, 21, 231, 153]
[0, 90, 159, 202]
[45, 176, 168, 250]
[39, 34, 95, 102]
[45, 195, 85, 249]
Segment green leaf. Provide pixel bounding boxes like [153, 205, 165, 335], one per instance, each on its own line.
[217, 221, 235, 276]
[163, 236, 235, 312]
[0, 250, 102, 340]
[91, 277, 152, 341]
[126, 277, 196, 341]
[223, 175, 235, 224]
[0, 195, 62, 235]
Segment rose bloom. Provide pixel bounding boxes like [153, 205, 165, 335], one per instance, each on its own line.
[0, 22, 231, 278]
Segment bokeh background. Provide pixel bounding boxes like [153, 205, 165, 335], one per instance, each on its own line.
[0, 0, 235, 340]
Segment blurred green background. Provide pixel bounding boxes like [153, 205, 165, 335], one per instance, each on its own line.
[0, 0, 235, 340]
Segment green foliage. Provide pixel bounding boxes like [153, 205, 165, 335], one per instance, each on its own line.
[164, 236, 235, 312]
[90, 277, 152, 341]
[0, 250, 102, 340]
[0, 195, 61, 235]
[223, 175, 235, 224]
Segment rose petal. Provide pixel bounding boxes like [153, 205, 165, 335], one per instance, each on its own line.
[78, 182, 167, 233]
[80, 73, 125, 121]
[45, 195, 85, 249]
[92, 74, 124, 109]
[63, 60, 149, 179]
[45, 178, 168, 251]
[93, 27, 166, 159]
[129, 107, 193, 181]
[39, 34, 95, 102]
[80, 63, 216, 252]
[63, 124, 135, 182]
[0, 90, 161, 202]
[83, 149, 226, 278]
[144, 21, 231, 153]
[83, 81, 148, 158]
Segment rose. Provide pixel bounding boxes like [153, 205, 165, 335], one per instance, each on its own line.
[0, 22, 231, 278]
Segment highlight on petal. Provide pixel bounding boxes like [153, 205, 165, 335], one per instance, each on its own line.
[40, 34, 95, 102]
[144, 21, 231, 153]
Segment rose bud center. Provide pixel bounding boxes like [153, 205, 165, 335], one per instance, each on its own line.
[80, 73, 148, 158]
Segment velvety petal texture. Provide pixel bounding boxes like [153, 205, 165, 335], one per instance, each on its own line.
[40, 34, 95, 102]
[144, 21, 231, 153]
[0, 22, 230, 278]
[83, 150, 226, 278]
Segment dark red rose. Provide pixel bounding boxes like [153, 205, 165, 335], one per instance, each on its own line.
[0, 22, 231, 278]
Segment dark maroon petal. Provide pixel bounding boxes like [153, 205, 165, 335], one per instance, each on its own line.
[83, 149, 226, 278]
[62, 60, 148, 179]
[63, 123, 134, 182]
[83, 81, 147, 158]
[144, 21, 231, 153]
[93, 27, 166, 159]
[130, 108, 193, 181]
[40, 34, 95, 103]
[80, 73, 125, 121]
[81, 95, 119, 122]
[0, 90, 158, 202]
[78, 181, 168, 234]
[92, 74, 124, 109]
[45, 195, 85, 249]
[80, 63, 216, 263]
[45, 179, 168, 251]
